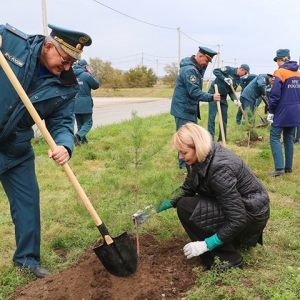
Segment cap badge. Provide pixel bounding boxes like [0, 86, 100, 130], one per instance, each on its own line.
[79, 36, 90, 44]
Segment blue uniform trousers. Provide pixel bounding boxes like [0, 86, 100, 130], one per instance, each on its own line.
[293, 125, 300, 143]
[293, 115, 300, 143]
[270, 126, 294, 170]
[236, 98, 244, 125]
[236, 96, 256, 126]
[75, 113, 93, 143]
[0, 157, 41, 268]
[208, 96, 228, 141]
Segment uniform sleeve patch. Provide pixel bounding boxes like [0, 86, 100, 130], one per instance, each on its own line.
[189, 75, 197, 83]
[4, 52, 24, 67]
[221, 67, 227, 72]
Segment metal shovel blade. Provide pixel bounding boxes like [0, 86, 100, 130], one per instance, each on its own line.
[93, 231, 138, 277]
[260, 117, 268, 125]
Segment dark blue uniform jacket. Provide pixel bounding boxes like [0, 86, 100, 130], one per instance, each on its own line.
[171, 56, 213, 122]
[0, 24, 78, 174]
[73, 65, 100, 114]
[208, 66, 240, 99]
[269, 61, 300, 127]
[241, 74, 270, 103]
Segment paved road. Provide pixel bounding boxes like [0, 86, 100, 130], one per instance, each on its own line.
[33, 97, 171, 135]
[92, 97, 171, 127]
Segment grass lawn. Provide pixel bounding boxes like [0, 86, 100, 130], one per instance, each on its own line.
[0, 86, 299, 299]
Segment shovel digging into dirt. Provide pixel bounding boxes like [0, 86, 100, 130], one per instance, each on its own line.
[256, 115, 269, 128]
[0, 51, 138, 277]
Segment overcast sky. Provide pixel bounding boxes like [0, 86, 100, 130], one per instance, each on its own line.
[1, 0, 299, 78]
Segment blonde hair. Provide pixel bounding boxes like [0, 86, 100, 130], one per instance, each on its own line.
[171, 123, 212, 163]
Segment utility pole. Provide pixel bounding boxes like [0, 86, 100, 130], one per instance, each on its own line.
[140, 52, 144, 66]
[217, 44, 221, 68]
[177, 27, 181, 73]
[41, 0, 48, 36]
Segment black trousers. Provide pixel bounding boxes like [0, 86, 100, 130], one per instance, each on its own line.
[176, 196, 242, 268]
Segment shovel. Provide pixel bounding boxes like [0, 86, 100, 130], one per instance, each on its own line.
[214, 84, 226, 147]
[0, 51, 138, 277]
[257, 115, 268, 127]
[229, 84, 248, 122]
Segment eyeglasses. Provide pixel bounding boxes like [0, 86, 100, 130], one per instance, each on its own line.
[52, 44, 75, 66]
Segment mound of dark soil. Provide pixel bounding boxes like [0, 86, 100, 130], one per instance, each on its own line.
[9, 235, 198, 300]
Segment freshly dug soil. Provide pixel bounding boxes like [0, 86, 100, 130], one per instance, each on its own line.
[9, 235, 198, 300]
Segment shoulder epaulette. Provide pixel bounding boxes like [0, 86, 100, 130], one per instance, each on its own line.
[5, 23, 28, 40]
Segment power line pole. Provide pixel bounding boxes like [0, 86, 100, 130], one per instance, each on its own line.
[177, 27, 181, 73]
[41, 0, 48, 36]
[217, 44, 221, 68]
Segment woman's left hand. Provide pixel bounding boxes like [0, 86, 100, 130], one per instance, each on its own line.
[183, 241, 209, 259]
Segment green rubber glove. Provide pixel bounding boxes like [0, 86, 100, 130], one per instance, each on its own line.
[204, 234, 224, 250]
[154, 199, 173, 213]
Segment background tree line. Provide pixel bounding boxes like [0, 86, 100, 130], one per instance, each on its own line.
[88, 58, 179, 89]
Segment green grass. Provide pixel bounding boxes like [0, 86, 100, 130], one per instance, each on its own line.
[0, 92, 300, 299]
[93, 84, 175, 98]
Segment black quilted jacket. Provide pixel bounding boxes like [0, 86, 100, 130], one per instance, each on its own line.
[171, 142, 270, 246]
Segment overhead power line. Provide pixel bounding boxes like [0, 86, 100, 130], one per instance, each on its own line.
[180, 30, 217, 48]
[106, 53, 142, 61]
[92, 1, 219, 51]
[107, 52, 177, 61]
[92, 0, 176, 30]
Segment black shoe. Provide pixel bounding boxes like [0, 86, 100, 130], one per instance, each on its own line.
[219, 258, 243, 271]
[74, 134, 81, 146]
[81, 137, 88, 144]
[285, 168, 292, 173]
[267, 169, 285, 177]
[205, 258, 243, 272]
[30, 266, 51, 278]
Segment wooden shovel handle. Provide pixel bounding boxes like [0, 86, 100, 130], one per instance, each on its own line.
[214, 84, 226, 147]
[0, 51, 102, 227]
[229, 84, 247, 120]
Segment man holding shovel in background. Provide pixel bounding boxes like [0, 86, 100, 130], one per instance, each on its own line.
[207, 64, 250, 141]
[236, 74, 274, 126]
[170, 46, 220, 171]
[0, 23, 91, 278]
